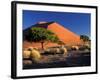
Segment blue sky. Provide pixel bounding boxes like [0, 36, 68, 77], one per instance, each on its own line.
[23, 10, 91, 37]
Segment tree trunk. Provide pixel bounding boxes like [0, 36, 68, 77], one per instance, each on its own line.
[41, 42, 44, 50]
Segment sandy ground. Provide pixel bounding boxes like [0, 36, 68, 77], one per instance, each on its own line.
[23, 51, 90, 69]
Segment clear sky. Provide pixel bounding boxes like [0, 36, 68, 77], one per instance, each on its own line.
[23, 10, 91, 37]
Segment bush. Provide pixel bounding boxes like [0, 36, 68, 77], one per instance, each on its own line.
[44, 47, 68, 55]
[71, 46, 79, 51]
[79, 46, 91, 51]
[23, 50, 31, 59]
[30, 49, 41, 62]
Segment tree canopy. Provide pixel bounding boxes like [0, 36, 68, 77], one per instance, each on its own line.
[80, 35, 90, 42]
[25, 27, 60, 49]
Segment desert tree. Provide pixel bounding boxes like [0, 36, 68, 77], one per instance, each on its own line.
[25, 27, 60, 50]
[80, 35, 90, 45]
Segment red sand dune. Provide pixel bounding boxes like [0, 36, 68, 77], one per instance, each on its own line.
[48, 22, 81, 45]
[23, 22, 81, 49]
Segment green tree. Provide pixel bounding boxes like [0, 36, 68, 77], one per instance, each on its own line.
[25, 27, 59, 50]
[80, 35, 90, 45]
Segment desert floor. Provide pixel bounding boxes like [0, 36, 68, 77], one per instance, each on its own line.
[23, 51, 90, 69]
